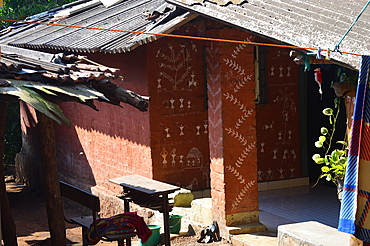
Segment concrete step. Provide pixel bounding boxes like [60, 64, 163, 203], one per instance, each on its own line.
[231, 231, 278, 246]
[278, 221, 356, 246]
[227, 222, 267, 235]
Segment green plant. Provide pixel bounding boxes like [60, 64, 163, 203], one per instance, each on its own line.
[312, 98, 348, 185]
[4, 102, 21, 166]
[0, 0, 75, 29]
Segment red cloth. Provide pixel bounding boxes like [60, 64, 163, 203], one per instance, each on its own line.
[85, 212, 152, 245]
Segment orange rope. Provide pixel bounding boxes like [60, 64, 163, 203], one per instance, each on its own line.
[0, 18, 362, 57]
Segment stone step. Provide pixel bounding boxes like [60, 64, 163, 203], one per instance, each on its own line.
[231, 231, 278, 246]
[278, 221, 354, 246]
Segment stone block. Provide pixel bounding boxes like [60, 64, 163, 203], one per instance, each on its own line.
[190, 198, 213, 225]
[278, 221, 351, 246]
[170, 189, 194, 207]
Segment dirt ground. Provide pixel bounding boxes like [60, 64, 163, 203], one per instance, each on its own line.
[5, 179, 233, 246]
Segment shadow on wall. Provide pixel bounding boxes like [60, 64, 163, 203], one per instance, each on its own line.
[15, 104, 96, 190]
[54, 114, 96, 188]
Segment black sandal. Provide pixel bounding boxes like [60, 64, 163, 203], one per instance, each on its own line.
[198, 221, 220, 243]
[197, 227, 209, 243]
[209, 221, 220, 242]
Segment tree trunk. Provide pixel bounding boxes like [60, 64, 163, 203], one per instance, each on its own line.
[92, 81, 149, 111]
[0, 102, 18, 246]
[37, 112, 66, 245]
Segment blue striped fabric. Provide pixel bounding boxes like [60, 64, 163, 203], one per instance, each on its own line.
[338, 55, 370, 242]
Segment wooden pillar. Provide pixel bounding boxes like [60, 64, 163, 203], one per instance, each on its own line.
[205, 30, 264, 236]
[37, 112, 66, 245]
[0, 101, 18, 246]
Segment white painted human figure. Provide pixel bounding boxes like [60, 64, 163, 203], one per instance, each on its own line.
[279, 66, 284, 77]
[290, 167, 296, 178]
[170, 98, 175, 109]
[179, 155, 184, 166]
[161, 148, 168, 167]
[260, 142, 265, 152]
[291, 149, 297, 162]
[267, 168, 273, 180]
[196, 126, 201, 135]
[165, 127, 171, 138]
[179, 125, 184, 136]
[171, 148, 176, 167]
[188, 73, 197, 87]
[265, 121, 274, 130]
[282, 149, 288, 160]
[258, 169, 264, 181]
[278, 167, 285, 179]
[204, 120, 208, 133]
[278, 132, 283, 141]
[273, 148, 278, 159]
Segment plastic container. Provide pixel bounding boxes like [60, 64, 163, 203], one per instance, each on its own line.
[169, 215, 182, 234]
[140, 224, 161, 246]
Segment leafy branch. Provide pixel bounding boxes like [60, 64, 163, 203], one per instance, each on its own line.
[312, 98, 348, 185]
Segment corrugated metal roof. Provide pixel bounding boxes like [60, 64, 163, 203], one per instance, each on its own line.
[170, 0, 245, 6]
[166, 0, 370, 69]
[0, 0, 198, 54]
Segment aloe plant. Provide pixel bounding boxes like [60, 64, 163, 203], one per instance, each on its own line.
[312, 99, 348, 185]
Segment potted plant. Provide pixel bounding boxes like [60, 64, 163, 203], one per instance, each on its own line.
[312, 98, 348, 201]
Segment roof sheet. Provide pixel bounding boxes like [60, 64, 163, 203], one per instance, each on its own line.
[0, 0, 197, 54]
[166, 0, 370, 69]
[0, 45, 149, 117]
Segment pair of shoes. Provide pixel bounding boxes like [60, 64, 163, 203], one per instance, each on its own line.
[197, 227, 209, 243]
[209, 221, 220, 242]
[197, 221, 220, 243]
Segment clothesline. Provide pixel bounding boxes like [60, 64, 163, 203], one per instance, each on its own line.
[0, 18, 363, 57]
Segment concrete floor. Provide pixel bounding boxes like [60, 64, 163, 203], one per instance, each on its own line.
[258, 184, 340, 233]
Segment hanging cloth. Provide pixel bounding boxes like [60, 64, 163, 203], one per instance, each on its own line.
[338, 55, 370, 243]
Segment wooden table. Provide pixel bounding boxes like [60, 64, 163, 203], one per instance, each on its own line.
[109, 175, 180, 246]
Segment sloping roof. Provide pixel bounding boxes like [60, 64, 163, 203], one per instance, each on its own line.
[0, 45, 149, 127]
[0, 0, 198, 54]
[166, 0, 370, 70]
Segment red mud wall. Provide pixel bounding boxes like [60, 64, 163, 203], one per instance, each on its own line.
[205, 23, 258, 225]
[55, 46, 152, 194]
[255, 47, 301, 182]
[147, 23, 210, 190]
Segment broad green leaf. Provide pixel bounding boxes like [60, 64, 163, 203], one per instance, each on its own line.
[23, 84, 58, 96]
[326, 174, 332, 181]
[0, 86, 19, 94]
[321, 166, 330, 172]
[40, 85, 99, 102]
[321, 127, 328, 135]
[312, 154, 321, 161]
[319, 136, 326, 143]
[9, 80, 104, 102]
[323, 108, 333, 116]
[6, 87, 63, 125]
[337, 140, 348, 147]
[312, 154, 325, 164]
[22, 87, 71, 128]
[315, 141, 323, 148]
[83, 86, 110, 101]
